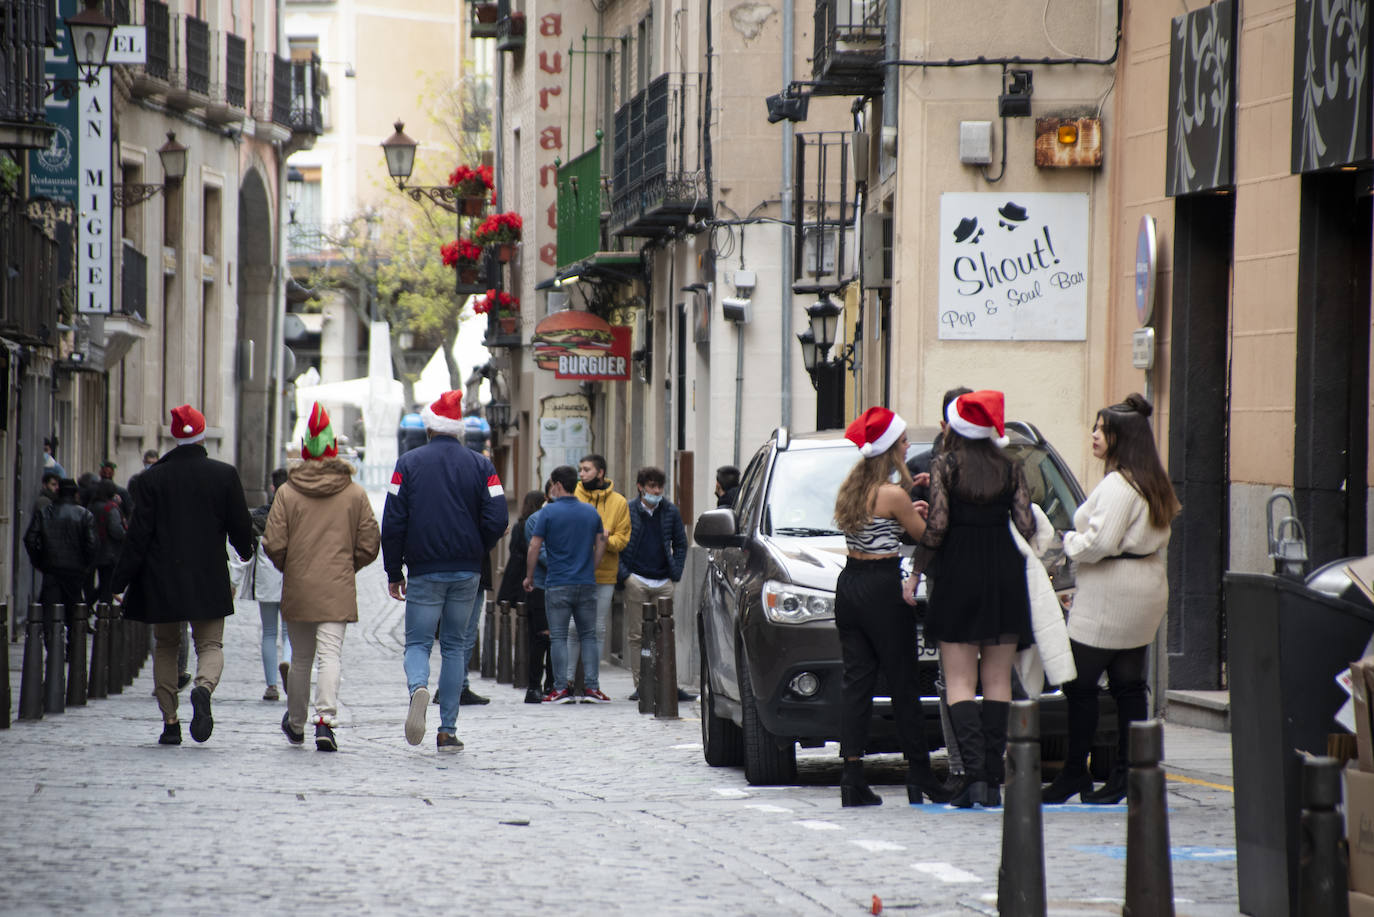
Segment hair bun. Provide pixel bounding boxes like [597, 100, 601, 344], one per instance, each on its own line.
[1122, 393, 1153, 418]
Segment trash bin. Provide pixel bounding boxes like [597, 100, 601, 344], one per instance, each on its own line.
[1226, 571, 1374, 916]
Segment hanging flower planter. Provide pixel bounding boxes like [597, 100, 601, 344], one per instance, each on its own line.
[474, 2, 499, 23]
[459, 266, 480, 284]
[448, 164, 493, 217]
[461, 196, 485, 216]
[473, 211, 522, 263]
[495, 242, 516, 262]
[440, 238, 484, 281]
[498, 313, 519, 335]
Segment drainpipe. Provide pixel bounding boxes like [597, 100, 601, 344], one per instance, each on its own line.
[780, 0, 794, 431]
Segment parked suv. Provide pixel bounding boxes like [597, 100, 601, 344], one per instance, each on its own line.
[693, 422, 1117, 785]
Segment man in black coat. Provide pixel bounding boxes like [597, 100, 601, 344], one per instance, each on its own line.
[110, 405, 255, 746]
[23, 478, 97, 657]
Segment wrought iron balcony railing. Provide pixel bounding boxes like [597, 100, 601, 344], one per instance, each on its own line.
[0, 0, 57, 144]
[224, 33, 245, 109]
[811, 0, 886, 97]
[289, 54, 325, 135]
[609, 72, 710, 239]
[792, 131, 858, 293]
[0, 196, 62, 345]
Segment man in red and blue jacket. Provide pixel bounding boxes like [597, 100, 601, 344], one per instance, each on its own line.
[383, 391, 508, 752]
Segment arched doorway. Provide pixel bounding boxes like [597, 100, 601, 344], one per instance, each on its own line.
[237, 167, 276, 503]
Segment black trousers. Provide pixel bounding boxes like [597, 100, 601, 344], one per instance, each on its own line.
[525, 587, 553, 692]
[39, 573, 85, 657]
[1061, 640, 1149, 773]
[834, 556, 928, 762]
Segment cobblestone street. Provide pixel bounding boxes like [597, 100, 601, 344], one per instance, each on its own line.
[2, 499, 1241, 916]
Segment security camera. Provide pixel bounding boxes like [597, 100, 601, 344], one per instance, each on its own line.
[765, 92, 810, 124]
[722, 297, 752, 324]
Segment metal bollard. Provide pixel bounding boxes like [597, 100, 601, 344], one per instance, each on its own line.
[1124, 719, 1175, 917]
[88, 602, 109, 699]
[480, 598, 497, 679]
[513, 602, 529, 689]
[0, 603, 9, 728]
[44, 603, 66, 713]
[638, 603, 657, 715]
[107, 612, 125, 695]
[1299, 755, 1348, 914]
[66, 602, 88, 706]
[654, 597, 679, 719]
[19, 602, 45, 720]
[998, 700, 1047, 916]
[496, 602, 513, 684]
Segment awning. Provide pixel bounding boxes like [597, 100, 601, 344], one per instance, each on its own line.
[534, 251, 645, 290]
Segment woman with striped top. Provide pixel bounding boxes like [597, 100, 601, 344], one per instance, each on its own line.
[1042, 393, 1180, 804]
[832, 407, 949, 807]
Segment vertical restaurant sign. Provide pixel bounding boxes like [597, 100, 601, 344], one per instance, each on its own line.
[531, 310, 632, 380]
[28, 0, 80, 203]
[77, 69, 111, 314]
[937, 192, 1090, 341]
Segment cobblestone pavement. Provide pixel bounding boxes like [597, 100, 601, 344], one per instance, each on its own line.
[2, 498, 1241, 915]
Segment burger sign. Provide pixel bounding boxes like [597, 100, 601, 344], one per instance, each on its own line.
[531, 310, 633, 381]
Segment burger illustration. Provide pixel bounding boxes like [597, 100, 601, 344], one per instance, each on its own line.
[531, 310, 616, 371]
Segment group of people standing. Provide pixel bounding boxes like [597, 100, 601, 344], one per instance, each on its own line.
[832, 389, 1179, 809]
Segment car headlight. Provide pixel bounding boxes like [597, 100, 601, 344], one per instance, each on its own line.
[762, 580, 835, 624]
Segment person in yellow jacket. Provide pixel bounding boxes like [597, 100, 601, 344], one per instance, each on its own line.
[570, 453, 631, 695]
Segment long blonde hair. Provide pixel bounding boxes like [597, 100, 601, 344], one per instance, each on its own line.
[834, 441, 912, 533]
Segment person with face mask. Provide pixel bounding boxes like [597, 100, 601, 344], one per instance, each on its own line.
[617, 467, 693, 703]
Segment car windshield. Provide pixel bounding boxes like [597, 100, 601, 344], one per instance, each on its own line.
[763, 446, 859, 536]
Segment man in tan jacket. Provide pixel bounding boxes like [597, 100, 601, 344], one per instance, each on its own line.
[264, 403, 381, 751]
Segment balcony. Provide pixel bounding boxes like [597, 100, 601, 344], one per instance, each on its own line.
[289, 54, 325, 135]
[203, 31, 246, 123]
[0, 0, 58, 150]
[792, 131, 858, 294]
[811, 0, 886, 97]
[0, 196, 62, 345]
[164, 13, 211, 108]
[495, 0, 525, 52]
[469, 1, 499, 39]
[609, 73, 710, 239]
[556, 145, 604, 268]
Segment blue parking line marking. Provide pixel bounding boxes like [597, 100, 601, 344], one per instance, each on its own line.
[907, 803, 1128, 813]
[1072, 845, 1236, 861]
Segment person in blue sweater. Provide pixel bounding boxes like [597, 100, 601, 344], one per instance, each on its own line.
[382, 391, 508, 752]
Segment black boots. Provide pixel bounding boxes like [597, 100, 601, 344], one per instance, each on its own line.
[947, 701, 987, 808]
[906, 761, 952, 804]
[981, 700, 1009, 808]
[840, 759, 883, 807]
[1082, 763, 1128, 804]
[1041, 767, 1093, 803]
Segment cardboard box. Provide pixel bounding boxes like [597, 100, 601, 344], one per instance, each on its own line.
[1353, 659, 1374, 772]
[1348, 767, 1374, 894]
[1352, 890, 1374, 917]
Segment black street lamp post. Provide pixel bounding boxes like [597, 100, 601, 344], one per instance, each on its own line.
[797, 298, 849, 431]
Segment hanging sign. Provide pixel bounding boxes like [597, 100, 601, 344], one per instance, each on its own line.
[1135, 214, 1157, 326]
[77, 70, 111, 314]
[937, 192, 1090, 341]
[531, 310, 632, 380]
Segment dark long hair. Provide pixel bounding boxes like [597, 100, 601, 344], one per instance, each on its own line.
[517, 489, 546, 525]
[939, 428, 1014, 502]
[1097, 393, 1181, 529]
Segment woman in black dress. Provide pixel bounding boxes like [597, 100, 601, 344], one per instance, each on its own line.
[915, 390, 1036, 808]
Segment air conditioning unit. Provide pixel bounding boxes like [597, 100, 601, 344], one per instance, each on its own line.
[861, 211, 892, 289]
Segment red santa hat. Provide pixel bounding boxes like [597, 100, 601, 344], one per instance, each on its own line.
[422, 390, 465, 437]
[301, 402, 338, 460]
[169, 404, 206, 445]
[844, 406, 907, 459]
[946, 390, 1009, 448]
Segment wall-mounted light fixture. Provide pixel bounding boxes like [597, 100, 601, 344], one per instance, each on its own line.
[113, 132, 189, 208]
[998, 69, 1034, 118]
[381, 120, 466, 213]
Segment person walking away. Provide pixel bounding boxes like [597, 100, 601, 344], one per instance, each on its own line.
[245, 467, 290, 701]
[619, 467, 693, 703]
[450, 551, 495, 707]
[571, 454, 630, 691]
[99, 460, 134, 517]
[382, 391, 508, 752]
[715, 465, 741, 509]
[87, 480, 127, 605]
[914, 390, 1037, 808]
[498, 489, 551, 703]
[524, 465, 607, 703]
[126, 447, 192, 692]
[830, 409, 949, 807]
[1041, 393, 1180, 804]
[23, 478, 97, 661]
[109, 405, 255, 746]
[265, 404, 380, 751]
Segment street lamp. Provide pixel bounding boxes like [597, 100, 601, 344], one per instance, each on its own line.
[486, 400, 511, 433]
[66, 0, 116, 83]
[113, 132, 189, 208]
[807, 298, 843, 359]
[380, 119, 466, 213]
[796, 328, 818, 375]
[797, 299, 849, 431]
[286, 166, 304, 224]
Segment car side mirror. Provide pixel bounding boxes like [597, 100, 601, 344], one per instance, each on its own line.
[695, 507, 743, 548]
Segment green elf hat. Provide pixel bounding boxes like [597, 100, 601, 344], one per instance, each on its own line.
[301, 402, 338, 461]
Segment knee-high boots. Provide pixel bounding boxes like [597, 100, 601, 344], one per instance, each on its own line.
[840, 758, 882, 807]
[981, 700, 1009, 808]
[948, 701, 986, 808]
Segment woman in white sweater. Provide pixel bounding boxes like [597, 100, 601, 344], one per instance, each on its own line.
[1042, 394, 1180, 804]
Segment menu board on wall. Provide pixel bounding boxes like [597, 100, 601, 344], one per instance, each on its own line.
[537, 393, 592, 485]
[937, 192, 1090, 341]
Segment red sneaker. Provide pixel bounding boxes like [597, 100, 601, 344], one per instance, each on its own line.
[542, 688, 575, 704]
[582, 688, 611, 704]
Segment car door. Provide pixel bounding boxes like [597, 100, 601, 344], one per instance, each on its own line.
[702, 446, 769, 704]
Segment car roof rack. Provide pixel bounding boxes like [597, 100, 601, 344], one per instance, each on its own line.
[772, 426, 790, 451]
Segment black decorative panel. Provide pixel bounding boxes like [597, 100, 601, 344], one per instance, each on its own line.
[1292, 0, 1372, 173]
[1166, 0, 1237, 196]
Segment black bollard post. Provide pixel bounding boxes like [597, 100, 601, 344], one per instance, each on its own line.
[654, 597, 679, 720]
[107, 612, 124, 695]
[0, 603, 9, 728]
[638, 603, 657, 715]
[88, 603, 109, 700]
[480, 597, 497, 679]
[66, 603, 88, 706]
[513, 602, 529, 689]
[496, 602, 513, 684]
[18, 602, 45, 720]
[998, 700, 1047, 916]
[1124, 719, 1174, 917]
[1299, 755, 1348, 914]
[44, 602, 66, 713]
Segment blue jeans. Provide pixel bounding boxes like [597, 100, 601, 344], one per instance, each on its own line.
[546, 583, 600, 692]
[567, 582, 613, 675]
[460, 587, 485, 692]
[404, 572, 480, 732]
[259, 601, 290, 687]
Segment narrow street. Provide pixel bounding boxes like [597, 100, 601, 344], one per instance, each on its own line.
[3, 501, 1240, 916]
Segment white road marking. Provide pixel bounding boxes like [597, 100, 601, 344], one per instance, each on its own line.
[851, 839, 906, 852]
[913, 862, 981, 883]
[744, 803, 792, 814]
[672, 743, 703, 750]
[795, 820, 843, 831]
[714, 788, 750, 798]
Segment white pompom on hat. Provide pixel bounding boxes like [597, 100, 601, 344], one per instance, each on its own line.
[169, 404, 206, 445]
[946, 390, 1010, 448]
[844, 406, 908, 459]
[422, 390, 466, 436]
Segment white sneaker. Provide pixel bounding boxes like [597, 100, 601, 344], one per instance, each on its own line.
[405, 687, 429, 745]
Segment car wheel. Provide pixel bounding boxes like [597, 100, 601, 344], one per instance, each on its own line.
[738, 649, 797, 786]
[700, 624, 743, 767]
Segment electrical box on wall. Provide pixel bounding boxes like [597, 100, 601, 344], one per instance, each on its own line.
[1035, 117, 1103, 168]
[959, 121, 994, 165]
